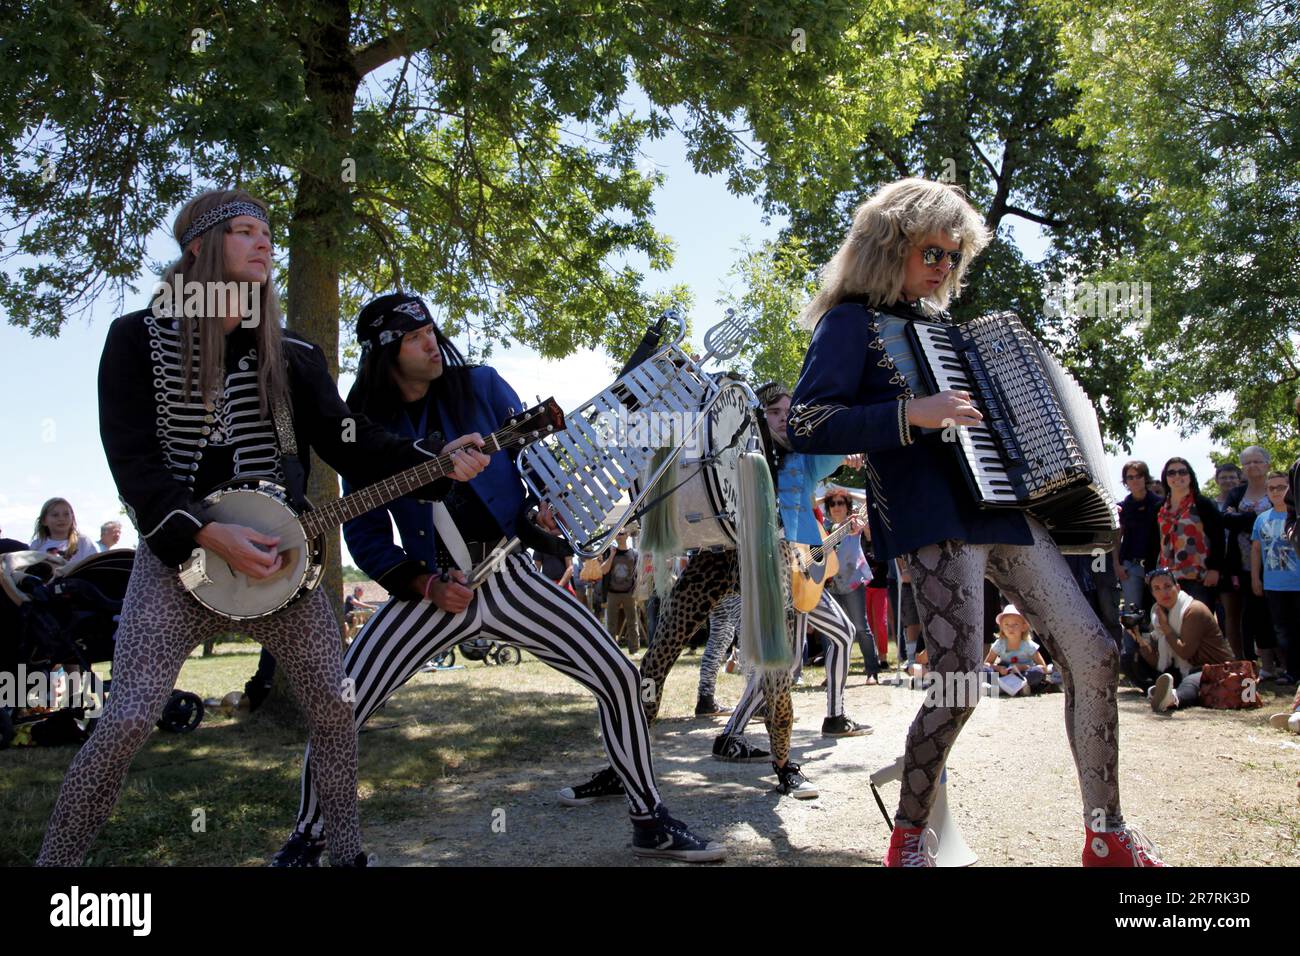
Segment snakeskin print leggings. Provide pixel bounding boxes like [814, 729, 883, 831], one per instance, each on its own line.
[36, 544, 363, 866]
[896, 517, 1124, 831]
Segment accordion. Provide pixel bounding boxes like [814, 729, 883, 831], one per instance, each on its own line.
[877, 310, 1118, 552]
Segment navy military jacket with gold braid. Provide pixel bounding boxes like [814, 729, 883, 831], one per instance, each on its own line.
[787, 297, 1030, 562]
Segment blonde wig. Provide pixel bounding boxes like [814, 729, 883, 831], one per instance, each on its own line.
[799, 178, 992, 328]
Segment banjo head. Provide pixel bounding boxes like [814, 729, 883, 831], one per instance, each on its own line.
[184, 482, 324, 621]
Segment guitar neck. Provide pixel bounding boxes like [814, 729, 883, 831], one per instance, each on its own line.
[301, 433, 506, 538]
[804, 509, 866, 568]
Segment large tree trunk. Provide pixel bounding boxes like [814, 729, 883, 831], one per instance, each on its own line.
[260, 2, 359, 725]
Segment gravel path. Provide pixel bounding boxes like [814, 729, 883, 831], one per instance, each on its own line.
[364, 673, 1300, 866]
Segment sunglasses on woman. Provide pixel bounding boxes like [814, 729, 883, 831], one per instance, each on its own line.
[920, 246, 962, 269]
[1165, 468, 1190, 477]
[827, 499, 850, 508]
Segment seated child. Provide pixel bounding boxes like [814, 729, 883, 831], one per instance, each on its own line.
[984, 604, 1049, 696]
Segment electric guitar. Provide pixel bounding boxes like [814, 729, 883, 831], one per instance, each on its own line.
[178, 399, 564, 620]
[790, 506, 868, 613]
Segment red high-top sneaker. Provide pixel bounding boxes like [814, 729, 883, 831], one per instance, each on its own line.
[1082, 826, 1167, 867]
[884, 826, 936, 867]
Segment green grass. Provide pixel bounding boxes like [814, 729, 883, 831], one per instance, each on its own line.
[0, 640, 783, 866]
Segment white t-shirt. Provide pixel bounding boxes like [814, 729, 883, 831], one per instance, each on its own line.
[30, 534, 97, 566]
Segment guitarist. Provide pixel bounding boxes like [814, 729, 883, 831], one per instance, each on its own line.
[270, 292, 724, 864]
[37, 189, 469, 867]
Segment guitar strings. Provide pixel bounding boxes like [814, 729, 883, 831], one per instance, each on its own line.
[248, 417, 544, 543]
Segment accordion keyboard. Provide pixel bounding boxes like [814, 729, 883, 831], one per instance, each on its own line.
[910, 322, 1020, 505]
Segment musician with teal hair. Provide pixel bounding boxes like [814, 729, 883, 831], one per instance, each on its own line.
[788, 177, 1165, 867]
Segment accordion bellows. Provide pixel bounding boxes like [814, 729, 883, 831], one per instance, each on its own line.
[877, 310, 1118, 553]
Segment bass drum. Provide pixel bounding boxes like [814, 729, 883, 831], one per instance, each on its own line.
[641, 380, 760, 551]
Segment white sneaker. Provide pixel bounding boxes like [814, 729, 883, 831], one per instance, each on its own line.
[1270, 712, 1300, 733]
[1149, 673, 1177, 712]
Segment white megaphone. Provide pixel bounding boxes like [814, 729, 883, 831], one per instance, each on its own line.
[869, 755, 977, 867]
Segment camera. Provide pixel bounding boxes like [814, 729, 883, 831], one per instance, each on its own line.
[1119, 600, 1146, 632]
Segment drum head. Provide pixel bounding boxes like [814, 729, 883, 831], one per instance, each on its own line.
[674, 383, 759, 550]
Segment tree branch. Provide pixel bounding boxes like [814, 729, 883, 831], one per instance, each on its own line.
[1003, 204, 1065, 229]
[354, 30, 411, 79]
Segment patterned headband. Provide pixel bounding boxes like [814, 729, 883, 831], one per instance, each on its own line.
[179, 201, 269, 248]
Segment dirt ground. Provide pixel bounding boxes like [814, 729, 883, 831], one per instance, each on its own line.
[361, 670, 1299, 867]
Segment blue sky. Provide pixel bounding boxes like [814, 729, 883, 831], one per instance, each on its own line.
[0, 120, 1213, 560]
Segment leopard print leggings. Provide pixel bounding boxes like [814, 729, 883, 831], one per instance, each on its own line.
[896, 517, 1123, 831]
[638, 546, 800, 763]
[36, 544, 362, 866]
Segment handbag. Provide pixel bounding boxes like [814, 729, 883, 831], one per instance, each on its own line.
[1198, 660, 1263, 710]
[579, 557, 604, 583]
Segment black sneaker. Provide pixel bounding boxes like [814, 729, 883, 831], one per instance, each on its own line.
[269, 831, 326, 867]
[557, 766, 626, 807]
[631, 806, 726, 862]
[334, 851, 377, 867]
[774, 761, 818, 799]
[694, 695, 731, 717]
[711, 734, 770, 763]
[821, 714, 873, 738]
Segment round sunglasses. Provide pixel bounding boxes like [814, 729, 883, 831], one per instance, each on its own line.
[919, 245, 962, 269]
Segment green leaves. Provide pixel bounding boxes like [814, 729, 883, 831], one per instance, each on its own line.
[1052, 0, 1300, 459]
[1, 0, 944, 362]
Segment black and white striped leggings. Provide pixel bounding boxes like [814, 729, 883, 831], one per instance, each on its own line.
[697, 594, 741, 699]
[293, 554, 662, 838]
[723, 588, 855, 736]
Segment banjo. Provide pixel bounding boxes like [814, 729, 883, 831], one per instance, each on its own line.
[178, 399, 564, 620]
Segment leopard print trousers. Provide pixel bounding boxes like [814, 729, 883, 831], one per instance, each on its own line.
[638, 545, 800, 763]
[36, 544, 362, 866]
[896, 517, 1124, 831]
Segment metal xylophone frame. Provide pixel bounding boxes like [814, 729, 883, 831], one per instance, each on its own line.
[519, 309, 761, 559]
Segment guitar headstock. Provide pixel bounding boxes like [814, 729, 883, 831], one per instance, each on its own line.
[502, 398, 565, 449]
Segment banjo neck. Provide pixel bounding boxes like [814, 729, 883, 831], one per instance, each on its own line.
[299, 433, 507, 540]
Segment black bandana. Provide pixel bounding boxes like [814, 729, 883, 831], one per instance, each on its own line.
[357, 293, 434, 347]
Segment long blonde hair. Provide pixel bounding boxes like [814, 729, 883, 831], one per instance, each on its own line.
[32, 497, 85, 558]
[159, 188, 288, 417]
[799, 178, 992, 328]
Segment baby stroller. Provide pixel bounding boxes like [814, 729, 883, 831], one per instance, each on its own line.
[428, 637, 522, 669]
[0, 548, 204, 748]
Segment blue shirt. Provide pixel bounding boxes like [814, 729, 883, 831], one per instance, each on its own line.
[1252, 509, 1300, 591]
[342, 365, 531, 597]
[831, 526, 871, 592]
[1118, 492, 1164, 565]
[775, 450, 844, 546]
[990, 637, 1041, 667]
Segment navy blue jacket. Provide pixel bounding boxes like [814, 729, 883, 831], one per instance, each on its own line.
[342, 366, 530, 600]
[788, 299, 1030, 562]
